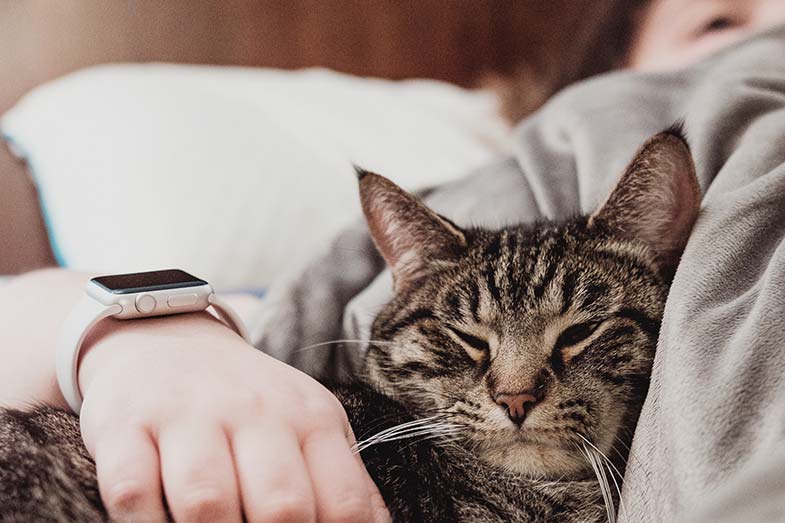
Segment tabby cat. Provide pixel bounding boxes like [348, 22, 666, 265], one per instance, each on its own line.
[0, 127, 700, 522]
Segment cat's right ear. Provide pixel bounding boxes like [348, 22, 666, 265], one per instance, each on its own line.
[357, 168, 467, 291]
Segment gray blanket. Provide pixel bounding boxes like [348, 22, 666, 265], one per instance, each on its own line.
[252, 25, 785, 522]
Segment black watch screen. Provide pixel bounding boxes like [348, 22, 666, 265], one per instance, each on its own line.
[91, 269, 207, 295]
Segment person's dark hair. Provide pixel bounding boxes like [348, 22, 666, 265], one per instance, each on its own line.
[497, 0, 650, 123]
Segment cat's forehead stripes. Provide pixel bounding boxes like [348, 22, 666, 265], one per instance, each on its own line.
[469, 227, 631, 318]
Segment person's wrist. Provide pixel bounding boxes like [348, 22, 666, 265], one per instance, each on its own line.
[77, 311, 250, 400]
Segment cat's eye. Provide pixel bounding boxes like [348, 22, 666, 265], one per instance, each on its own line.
[447, 326, 489, 358]
[551, 321, 603, 370]
[555, 322, 602, 350]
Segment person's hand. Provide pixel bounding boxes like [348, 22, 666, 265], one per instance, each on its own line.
[77, 312, 390, 522]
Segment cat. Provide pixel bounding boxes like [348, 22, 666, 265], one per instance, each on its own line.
[0, 125, 700, 522]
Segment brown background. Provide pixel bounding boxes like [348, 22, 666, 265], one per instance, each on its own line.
[0, 1, 608, 274]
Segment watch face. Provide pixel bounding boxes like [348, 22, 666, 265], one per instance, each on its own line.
[91, 269, 208, 295]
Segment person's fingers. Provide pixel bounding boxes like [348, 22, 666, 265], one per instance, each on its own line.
[364, 470, 392, 523]
[345, 424, 391, 523]
[93, 426, 167, 522]
[231, 423, 316, 523]
[302, 427, 374, 523]
[158, 423, 242, 523]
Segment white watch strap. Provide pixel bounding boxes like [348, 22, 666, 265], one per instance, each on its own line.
[56, 295, 122, 413]
[208, 294, 252, 344]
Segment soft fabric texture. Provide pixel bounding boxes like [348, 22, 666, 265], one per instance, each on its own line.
[1, 64, 509, 289]
[251, 26, 785, 521]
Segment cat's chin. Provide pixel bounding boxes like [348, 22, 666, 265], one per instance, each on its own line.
[476, 433, 590, 478]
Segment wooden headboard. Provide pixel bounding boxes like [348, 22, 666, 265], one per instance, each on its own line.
[0, 0, 617, 274]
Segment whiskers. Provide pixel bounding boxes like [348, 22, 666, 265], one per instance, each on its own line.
[352, 415, 464, 454]
[294, 338, 400, 354]
[612, 429, 655, 502]
[576, 434, 627, 523]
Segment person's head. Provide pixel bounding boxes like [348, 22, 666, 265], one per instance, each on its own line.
[628, 0, 785, 70]
[500, 0, 785, 122]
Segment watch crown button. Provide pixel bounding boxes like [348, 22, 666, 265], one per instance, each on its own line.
[135, 294, 157, 314]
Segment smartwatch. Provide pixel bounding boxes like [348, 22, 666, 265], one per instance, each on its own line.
[56, 269, 251, 413]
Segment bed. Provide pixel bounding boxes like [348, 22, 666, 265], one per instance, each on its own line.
[0, 1, 620, 277]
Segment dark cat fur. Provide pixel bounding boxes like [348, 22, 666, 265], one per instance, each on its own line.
[0, 388, 604, 522]
[0, 127, 700, 522]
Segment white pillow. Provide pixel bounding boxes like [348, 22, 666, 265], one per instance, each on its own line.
[2, 64, 510, 289]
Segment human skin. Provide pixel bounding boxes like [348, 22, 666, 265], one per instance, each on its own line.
[628, 0, 785, 71]
[0, 270, 389, 522]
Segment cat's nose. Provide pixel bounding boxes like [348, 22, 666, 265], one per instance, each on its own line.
[495, 392, 538, 425]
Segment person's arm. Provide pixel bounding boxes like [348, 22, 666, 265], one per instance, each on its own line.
[0, 269, 389, 522]
[0, 268, 83, 408]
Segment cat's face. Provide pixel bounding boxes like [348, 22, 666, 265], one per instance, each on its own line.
[358, 127, 701, 478]
[366, 223, 666, 478]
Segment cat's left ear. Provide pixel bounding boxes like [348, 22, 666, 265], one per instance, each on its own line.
[357, 169, 467, 291]
[588, 126, 701, 275]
